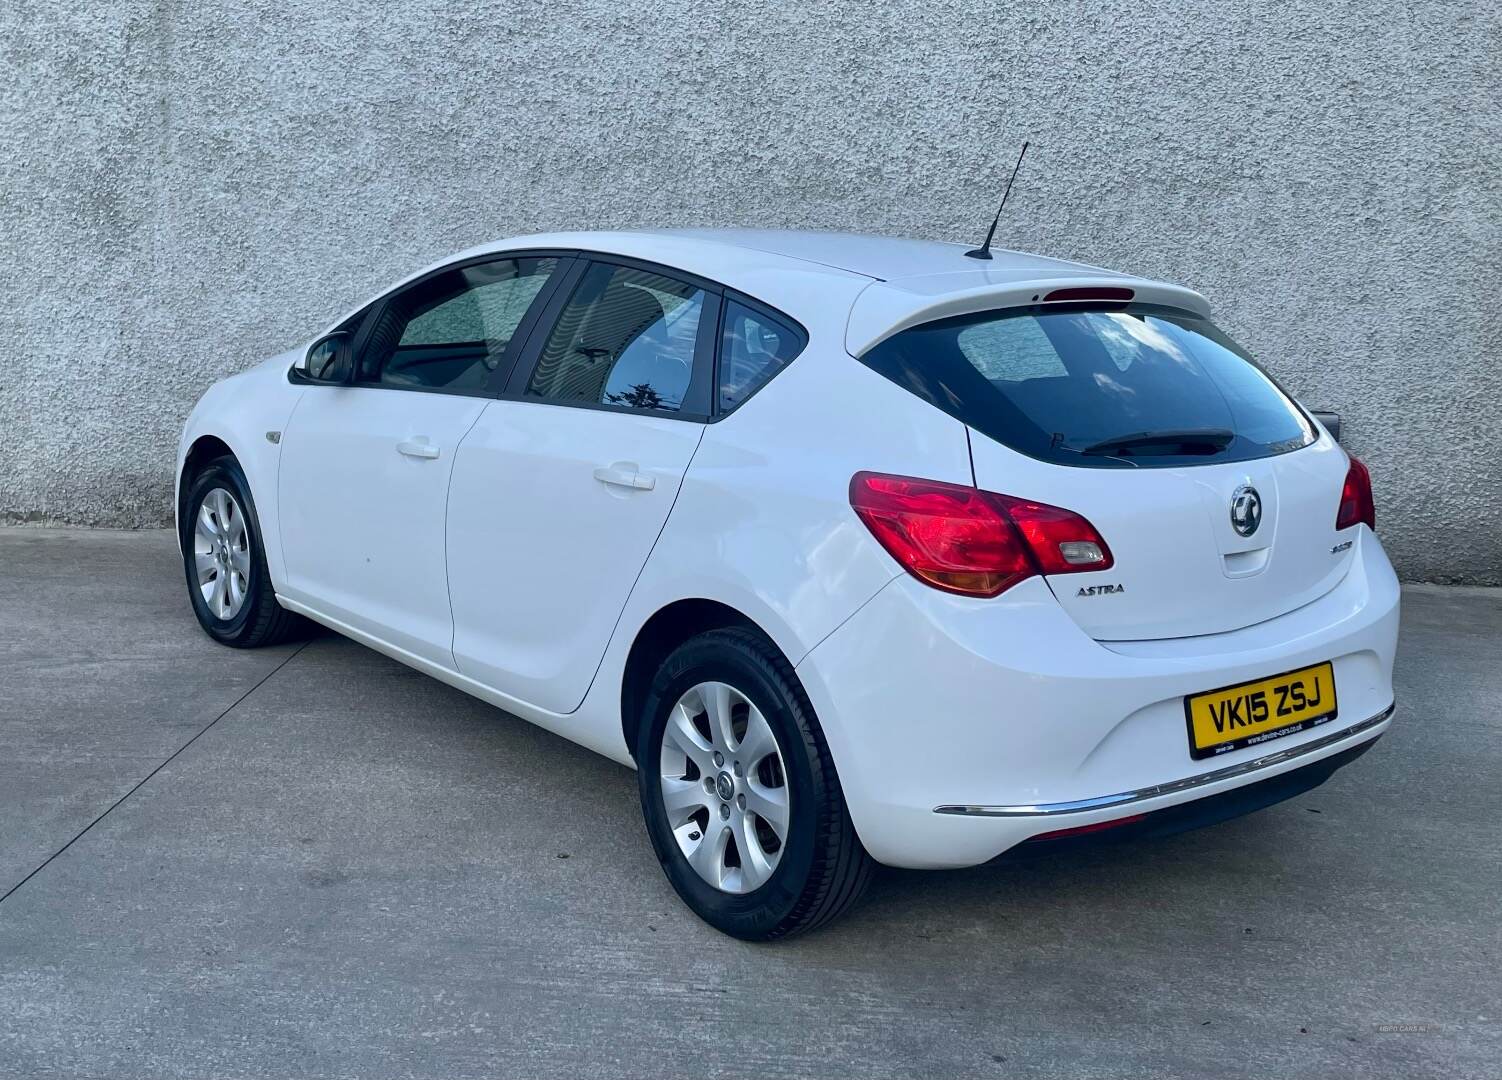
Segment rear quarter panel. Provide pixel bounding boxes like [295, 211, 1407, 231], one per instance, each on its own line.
[576, 336, 975, 759]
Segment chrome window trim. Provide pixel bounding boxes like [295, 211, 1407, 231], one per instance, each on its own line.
[933, 702, 1395, 818]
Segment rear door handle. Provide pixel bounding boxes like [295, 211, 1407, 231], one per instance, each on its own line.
[397, 438, 441, 460]
[593, 463, 655, 491]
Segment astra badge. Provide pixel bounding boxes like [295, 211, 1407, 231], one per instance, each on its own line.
[1076, 584, 1125, 598]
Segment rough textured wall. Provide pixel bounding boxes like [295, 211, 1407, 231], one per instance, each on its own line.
[1, 0, 1498, 582]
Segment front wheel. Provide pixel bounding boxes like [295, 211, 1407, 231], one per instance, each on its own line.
[636, 627, 873, 940]
[181, 456, 305, 648]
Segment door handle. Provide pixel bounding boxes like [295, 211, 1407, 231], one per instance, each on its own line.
[397, 438, 441, 460]
[593, 464, 655, 491]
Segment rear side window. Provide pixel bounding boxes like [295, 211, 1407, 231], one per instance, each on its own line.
[860, 304, 1316, 468]
[718, 300, 804, 411]
[525, 263, 707, 414]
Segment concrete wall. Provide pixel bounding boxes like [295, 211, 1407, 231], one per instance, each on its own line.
[2, 1, 1498, 583]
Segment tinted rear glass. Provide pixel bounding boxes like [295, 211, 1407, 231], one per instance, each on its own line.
[859, 304, 1315, 468]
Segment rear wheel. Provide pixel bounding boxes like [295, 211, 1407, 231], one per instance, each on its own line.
[181, 456, 304, 648]
[636, 627, 873, 939]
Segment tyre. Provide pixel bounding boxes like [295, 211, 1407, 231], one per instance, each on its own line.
[636, 627, 874, 940]
[180, 455, 305, 648]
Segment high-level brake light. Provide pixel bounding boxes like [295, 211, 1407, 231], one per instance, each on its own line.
[1041, 286, 1135, 303]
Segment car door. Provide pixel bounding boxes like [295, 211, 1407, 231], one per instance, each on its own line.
[446, 257, 717, 712]
[277, 254, 567, 666]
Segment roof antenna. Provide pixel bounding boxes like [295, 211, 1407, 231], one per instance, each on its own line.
[964, 140, 1030, 261]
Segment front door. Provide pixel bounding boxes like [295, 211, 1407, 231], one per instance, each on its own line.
[277, 254, 565, 666]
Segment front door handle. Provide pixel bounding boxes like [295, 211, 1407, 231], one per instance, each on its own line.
[593, 463, 655, 491]
[397, 437, 441, 460]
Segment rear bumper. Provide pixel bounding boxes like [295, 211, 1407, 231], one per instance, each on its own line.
[996, 731, 1383, 861]
[937, 701, 1392, 819]
[795, 529, 1400, 869]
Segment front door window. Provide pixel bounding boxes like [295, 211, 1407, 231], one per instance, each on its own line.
[359, 257, 559, 392]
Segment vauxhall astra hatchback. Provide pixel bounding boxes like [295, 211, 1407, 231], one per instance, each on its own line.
[177, 229, 1398, 939]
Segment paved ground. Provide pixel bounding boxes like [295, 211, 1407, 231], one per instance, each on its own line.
[1, 529, 1498, 1080]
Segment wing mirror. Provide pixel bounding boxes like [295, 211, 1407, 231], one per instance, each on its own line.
[1310, 410, 1342, 444]
[294, 331, 353, 385]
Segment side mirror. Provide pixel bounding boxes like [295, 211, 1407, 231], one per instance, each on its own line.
[294, 332, 353, 384]
[1310, 410, 1342, 444]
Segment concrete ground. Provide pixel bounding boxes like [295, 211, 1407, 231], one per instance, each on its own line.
[1, 529, 1498, 1080]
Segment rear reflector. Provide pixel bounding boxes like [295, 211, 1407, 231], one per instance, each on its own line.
[1042, 286, 1135, 303]
[849, 472, 1114, 598]
[1028, 814, 1146, 842]
[1335, 455, 1376, 531]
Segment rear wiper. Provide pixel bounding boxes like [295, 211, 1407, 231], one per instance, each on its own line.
[1079, 428, 1234, 457]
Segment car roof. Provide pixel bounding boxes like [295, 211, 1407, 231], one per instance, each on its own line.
[654, 228, 1107, 282]
[473, 227, 1120, 285]
[341, 228, 1212, 357]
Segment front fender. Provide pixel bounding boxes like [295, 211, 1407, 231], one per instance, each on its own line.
[175, 349, 306, 583]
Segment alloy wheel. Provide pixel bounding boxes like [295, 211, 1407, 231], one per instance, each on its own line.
[659, 680, 790, 894]
[193, 487, 251, 620]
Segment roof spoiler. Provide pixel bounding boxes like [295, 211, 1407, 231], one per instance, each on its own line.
[844, 271, 1213, 357]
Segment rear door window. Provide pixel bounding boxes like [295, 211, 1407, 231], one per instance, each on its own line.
[522, 262, 711, 415]
[860, 304, 1315, 468]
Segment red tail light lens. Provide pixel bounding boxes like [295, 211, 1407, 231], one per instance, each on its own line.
[849, 472, 1113, 598]
[1336, 455, 1376, 531]
[991, 495, 1113, 576]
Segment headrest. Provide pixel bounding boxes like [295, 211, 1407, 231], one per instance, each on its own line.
[579, 284, 667, 359]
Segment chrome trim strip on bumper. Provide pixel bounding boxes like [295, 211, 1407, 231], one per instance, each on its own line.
[933, 702, 1395, 818]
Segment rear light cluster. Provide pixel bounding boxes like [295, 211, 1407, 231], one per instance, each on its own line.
[849, 472, 1113, 598]
[1336, 455, 1376, 531]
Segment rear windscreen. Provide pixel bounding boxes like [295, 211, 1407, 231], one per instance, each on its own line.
[859, 304, 1316, 468]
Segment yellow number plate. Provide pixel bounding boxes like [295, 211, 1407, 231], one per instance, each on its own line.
[1184, 661, 1337, 760]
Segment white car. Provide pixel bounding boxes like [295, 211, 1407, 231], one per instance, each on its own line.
[177, 229, 1398, 939]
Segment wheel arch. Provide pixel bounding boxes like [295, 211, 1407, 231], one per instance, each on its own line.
[620, 598, 790, 761]
[177, 435, 239, 541]
[177, 433, 237, 526]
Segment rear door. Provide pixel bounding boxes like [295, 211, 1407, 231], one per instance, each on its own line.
[277, 254, 565, 664]
[446, 257, 716, 712]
